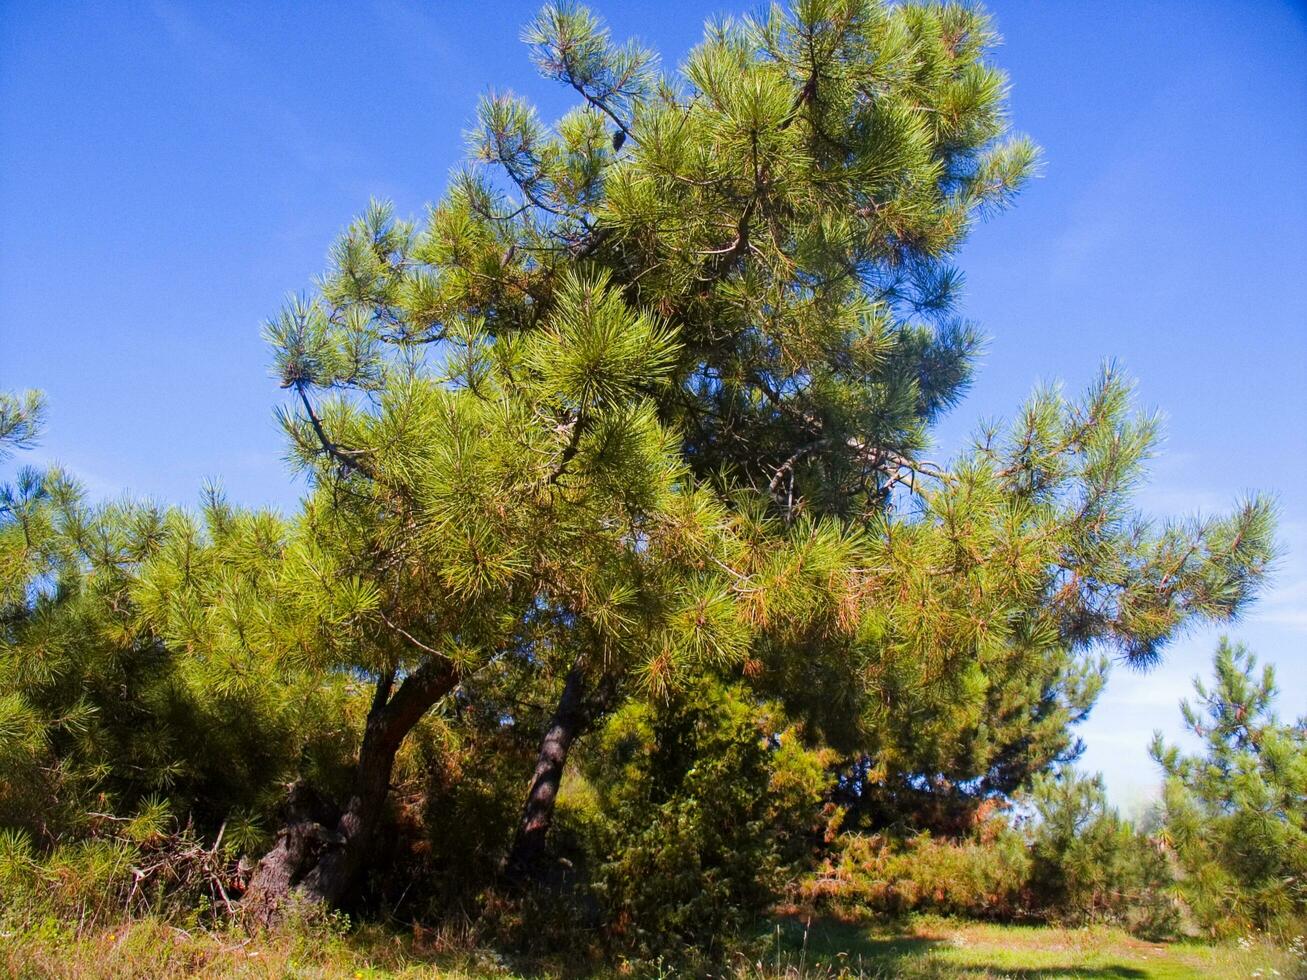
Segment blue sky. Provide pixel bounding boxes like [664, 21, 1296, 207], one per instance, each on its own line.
[2, 0, 1304, 807]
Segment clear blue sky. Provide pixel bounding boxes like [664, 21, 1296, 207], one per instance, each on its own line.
[2, 0, 1304, 807]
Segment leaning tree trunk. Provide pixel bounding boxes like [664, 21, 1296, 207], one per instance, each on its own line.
[245, 659, 456, 918]
[503, 664, 608, 880]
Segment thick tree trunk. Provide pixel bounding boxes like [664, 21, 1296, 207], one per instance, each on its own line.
[504, 665, 596, 880]
[244, 659, 456, 918]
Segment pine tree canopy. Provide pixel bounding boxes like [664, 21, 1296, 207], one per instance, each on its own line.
[257, 1, 1272, 844]
[272, 0, 1039, 522]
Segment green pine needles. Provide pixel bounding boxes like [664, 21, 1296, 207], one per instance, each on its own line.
[1152, 640, 1307, 935]
[0, 0, 1289, 959]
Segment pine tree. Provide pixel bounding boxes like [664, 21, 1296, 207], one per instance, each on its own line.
[0, 391, 331, 859]
[1151, 639, 1307, 934]
[387, 0, 1038, 876]
[245, 0, 1275, 909]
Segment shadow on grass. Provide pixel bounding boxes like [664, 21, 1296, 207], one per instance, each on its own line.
[764, 915, 941, 971]
[766, 915, 1153, 979]
[946, 969, 1149, 979]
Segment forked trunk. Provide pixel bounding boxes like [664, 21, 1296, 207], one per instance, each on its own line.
[504, 664, 604, 880]
[244, 660, 456, 918]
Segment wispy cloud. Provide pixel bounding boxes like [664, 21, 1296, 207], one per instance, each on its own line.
[1249, 574, 1307, 634]
[150, 1, 364, 185]
[1048, 144, 1161, 285]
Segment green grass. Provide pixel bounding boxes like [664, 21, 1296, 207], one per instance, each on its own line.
[754, 914, 1304, 979]
[2, 914, 1302, 978]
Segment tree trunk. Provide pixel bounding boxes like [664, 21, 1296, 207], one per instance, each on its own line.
[244, 659, 456, 918]
[504, 664, 595, 880]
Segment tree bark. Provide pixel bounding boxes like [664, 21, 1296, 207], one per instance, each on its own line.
[504, 664, 598, 880]
[244, 659, 457, 918]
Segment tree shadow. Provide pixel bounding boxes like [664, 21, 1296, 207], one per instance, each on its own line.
[954, 968, 1149, 979]
[766, 915, 942, 970]
[767, 915, 1153, 978]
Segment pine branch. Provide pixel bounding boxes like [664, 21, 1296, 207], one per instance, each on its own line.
[568, 78, 635, 147]
[378, 609, 443, 659]
[292, 384, 379, 482]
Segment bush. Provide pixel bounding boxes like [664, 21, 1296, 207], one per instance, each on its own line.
[0, 820, 246, 933]
[798, 771, 1180, 937]
[800, 815, 1031, 920]
[0, 483, 358, 853]
[583, 680, 829, 963]
[1025, 769, 1178, 935]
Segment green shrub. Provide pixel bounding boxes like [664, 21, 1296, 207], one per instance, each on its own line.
[802, 817, 1031, 920]
[0, 817, 252, 934]
[0, 472, 359, 887]
[1025, 769, 1178, 935]
[800, 771, 1179, 937]
[583, 680, 828, 963]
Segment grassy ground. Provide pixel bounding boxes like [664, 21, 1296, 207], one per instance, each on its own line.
[3, 914, 1302, 978]
[758, 914, 1304, 978]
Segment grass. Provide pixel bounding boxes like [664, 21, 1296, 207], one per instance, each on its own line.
[2, 914, 1302, 978]
[1, 915, 506, 980]
[754, 914, 1304, 978]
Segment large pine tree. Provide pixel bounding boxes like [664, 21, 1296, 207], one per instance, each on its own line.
[1, 1, 1271, 918]
[238, 1, 1275, 908]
